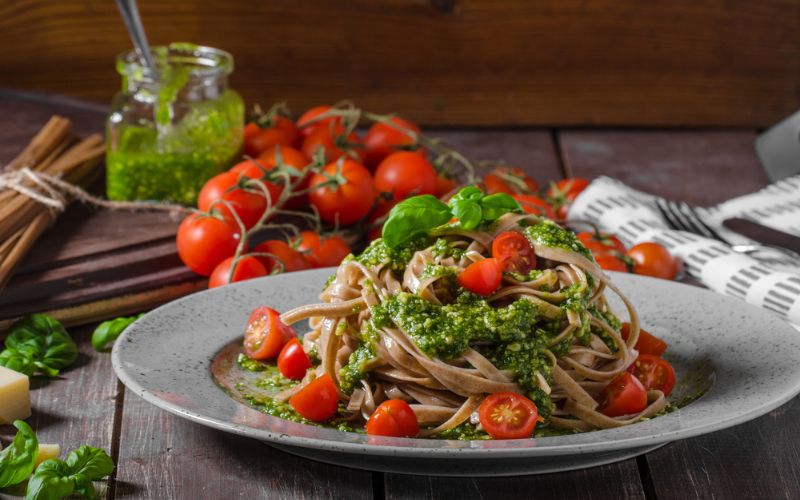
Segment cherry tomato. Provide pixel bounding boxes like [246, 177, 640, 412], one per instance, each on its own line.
[594, 253, 629, 273]
[208, 255, 268, 288]
[620, 323, 668, 357]
[243, 306, 295, 360]
[374, 151, 438, 200]
[176, 213, 241, 276]
[365, 399, 420, 437]
[296, 105, 342, 139]
[598, 372, 648, 417]
[309, 160, 377, 225]
[435, 175, 458, 197]
[577, 232, 627, 256]
[512, 194, 556, 219]
[277, 338, 312, 380]
[301, 124, 364, 163]
[253, 240, 311, 273]
[198, 171, 271, 229]
[289, 373, 340, 421]
[548, 178, 590, 219]
[478, 392, 539, 439]
[628, 354, 676, 396]
[294, 231, 351, 268]
[484, 167, 539, 195]
[243, 117, 298, 158]
[254, 145, 312, 209]
[626, 242, 677, 280]
[458, 258, 503, 296]
[492, 231, 536, 274]
[363, 117, 422, 170]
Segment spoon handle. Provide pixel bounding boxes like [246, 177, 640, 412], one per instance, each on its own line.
[115, 0, 156, 71]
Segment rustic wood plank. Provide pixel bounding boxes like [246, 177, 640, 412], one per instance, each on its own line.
[385, 465, 646, 500]
[114, 389, 375, 499]
[559, 128, 800, 498]
[0, 325, 119, 495]
[1, 1, 798, 127]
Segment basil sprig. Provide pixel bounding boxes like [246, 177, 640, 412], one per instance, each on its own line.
[26, 446, 115, 500]
[91, 314, 143, 352]
[0, 420, 38, 489]
[382, 187, 520, 248]
[0, 314, 78, 377]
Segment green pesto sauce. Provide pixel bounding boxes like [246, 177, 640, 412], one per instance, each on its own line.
[421, 263, 458, 280]
[107, 87, 244, 205]
[524, 222, 592, 260]
[507, 269, 545, 282]
[237, 353, 268, 372]
[356, 236, 430, 271]
[372, 292, 541, 360]
[432, 422, 490, 440]
[431, 238, 466, 260]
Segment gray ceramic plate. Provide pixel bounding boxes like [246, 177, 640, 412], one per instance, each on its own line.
[112, 270, 800, 476]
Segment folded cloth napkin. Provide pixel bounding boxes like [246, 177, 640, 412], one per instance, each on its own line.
[567, 175, 800, 326]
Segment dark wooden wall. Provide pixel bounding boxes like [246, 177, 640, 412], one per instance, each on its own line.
[0, 0, 797, 127]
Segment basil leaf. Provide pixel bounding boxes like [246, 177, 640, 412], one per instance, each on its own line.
[480, 193, 521, 220]
[449, 185, 483, 203]
[24, 459, 74, 500]
[450, 200, 482, 230]
[65, 446, 115, 481]
[382, 195, 452, 248]
[91, 314, 143, 352]
[1, 314, 77, 377]
[0, 349, 36, 376]
[0, 420, 39, 488]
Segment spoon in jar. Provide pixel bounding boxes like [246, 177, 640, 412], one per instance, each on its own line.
[114, 0, 156, 75]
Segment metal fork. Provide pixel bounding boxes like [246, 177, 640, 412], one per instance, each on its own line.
[655, 198, 800, 259]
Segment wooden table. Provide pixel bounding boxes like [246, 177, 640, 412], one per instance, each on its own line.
[1, 90, 798, 499]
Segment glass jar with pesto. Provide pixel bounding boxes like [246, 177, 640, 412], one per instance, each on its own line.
[106, 43, 244, 204]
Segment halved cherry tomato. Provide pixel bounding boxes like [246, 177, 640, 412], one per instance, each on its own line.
[366, 399, 420, 437]
[243, 306, 295, 360]
[243, 117, 298, 158]
[363, 117, 422, 170]
[277, 338, 312, 380]
[593, 253, 629, 273]
[598, 372, 648, 417]
[198, 170, 274, 229]
[484, 167, 539, 195]
[289, 373, 340, 421]
[374, 151, 438, 200]
[620, 323, 668, 357]
[458, 258, 503, 296]
[478, 392, 539, 439]
[492, 231, 536, 274]
[628, 354, 676, 396]
[577, 231, 627, 256]
[296, 105, 342, 139]
[176, 213, 241, 276]
[301, 124, 364, 163]
[208, 255, 268, 288]
[513, 194, 556, 219]
[294, 231, 351, 268]
[252, 240, 311, 273]
[435, 175, 458, 197]
[309, 159, 377, 225]
[626, 242, 677, 280]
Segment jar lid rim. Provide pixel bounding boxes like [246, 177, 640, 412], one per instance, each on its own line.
[116, 43, 234, 80]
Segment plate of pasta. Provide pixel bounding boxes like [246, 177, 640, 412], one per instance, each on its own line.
[112, 192, 800, 476]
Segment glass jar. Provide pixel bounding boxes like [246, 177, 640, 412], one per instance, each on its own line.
[106, 43, 244, 204]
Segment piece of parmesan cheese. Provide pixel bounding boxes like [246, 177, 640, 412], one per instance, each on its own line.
[35, 443, 61, 466]
[0, 365, 31, 424]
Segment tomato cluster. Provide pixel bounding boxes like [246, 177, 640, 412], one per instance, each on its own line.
[575, 230, 679, 280]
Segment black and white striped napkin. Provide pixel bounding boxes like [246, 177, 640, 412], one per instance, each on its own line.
[567, 175, 800, 326]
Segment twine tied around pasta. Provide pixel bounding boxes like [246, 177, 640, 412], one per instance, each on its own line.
[0, 166, 193, 217]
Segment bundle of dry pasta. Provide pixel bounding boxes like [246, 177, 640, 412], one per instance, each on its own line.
[0, 116, 105, 292]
